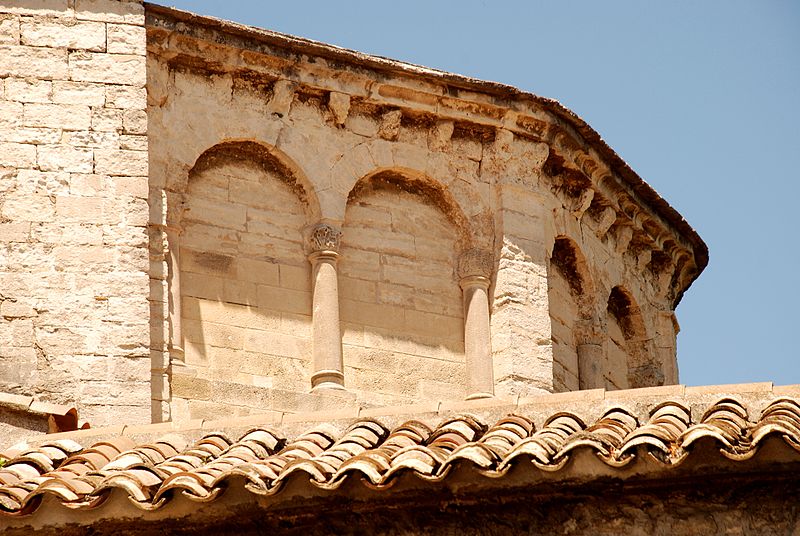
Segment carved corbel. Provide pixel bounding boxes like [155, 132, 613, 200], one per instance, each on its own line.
[571, 187, 595, 219]
[328, 92, 351, 126]
[267, 79, 297, 118]
[493, 128, 515, 156]
[636, 248, 653, 272]
[595, 206, 617, 239]
[378, 109, 402, 140]
[427, 119, 454, 151]
[614, 225, 634, 254]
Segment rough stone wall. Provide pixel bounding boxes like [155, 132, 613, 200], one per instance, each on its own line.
[0, 0, 150, 426]
[340, 177, 465, 405]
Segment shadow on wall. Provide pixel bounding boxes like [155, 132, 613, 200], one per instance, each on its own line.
[171, 142, 315, 419]
[163, 143, 476, 417]
[606, 286, 662, 389]
[548, 236, 596, 392]
[340, 170, 467, 405]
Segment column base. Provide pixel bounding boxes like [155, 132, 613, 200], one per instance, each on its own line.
[465, 392, 494, 401]
[169, 346, 185, 365]
[311, 370, 345, 391]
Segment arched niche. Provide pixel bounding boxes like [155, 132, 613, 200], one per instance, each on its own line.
[605, 285, 660, 389]
[338, 169, 473, 405]
[547, 236, 596, 391]
[168, 140, 319, 416]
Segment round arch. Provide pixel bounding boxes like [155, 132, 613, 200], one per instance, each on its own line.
[549, 235, 597, 318]
[347, 167, 480, 251]
[174, 139, 322, 228]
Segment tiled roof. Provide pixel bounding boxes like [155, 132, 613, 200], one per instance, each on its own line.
[1, 393, 799, 518]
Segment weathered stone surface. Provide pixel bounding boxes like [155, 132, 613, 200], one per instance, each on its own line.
[0, 0, 704, 433]
[24, 103, 91, 130]
[0, 141, 36, 167]
[4, 78, 52, 103]
[68, 51, 145, 85]
[94, 148, 147, 175]
[0, 0, 69, 17]
[106, 22, 145, 54]
[52, 80, 106, 106]
[37, 145, 93, 172]
[20, 17, 106, 50]
[75, 0, 144, 24]
[0, 45, 67, 79]
[0, 14, 21, 44]
[0, 0, 149, 427]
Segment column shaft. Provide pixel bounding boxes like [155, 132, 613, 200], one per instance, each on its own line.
[166, 229, 184, 363]
[578, 343, 604, 389]
[461, 275, 494, 399]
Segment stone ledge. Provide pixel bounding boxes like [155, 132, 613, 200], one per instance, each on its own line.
[19, 381, 798, 447]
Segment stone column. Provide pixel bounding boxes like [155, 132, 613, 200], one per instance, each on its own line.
[166, 229, 184, 364]
[577, 344, 604, 389]
[575, 319, 604, 390]
[308, 223, 345, 390]
[458, 249, 495, 399]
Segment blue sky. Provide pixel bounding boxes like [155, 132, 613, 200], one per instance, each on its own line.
[162, 1, 800, 386]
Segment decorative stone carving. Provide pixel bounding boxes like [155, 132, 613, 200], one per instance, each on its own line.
[267, 79, 297, 117]
[328, 91, 351, 125]
[570, 188, 594, 218]
[378, 109, 402, 141]
[595, 206, 617, 238]
[427, 119, 454, 151]
[309, 223, 342, 253]
[458, 248, 494, 280]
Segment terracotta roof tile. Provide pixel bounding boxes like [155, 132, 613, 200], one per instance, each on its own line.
[1, 395, 799, 518]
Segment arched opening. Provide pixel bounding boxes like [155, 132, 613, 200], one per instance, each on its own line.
[606, 286, 660, 389]
[339, 169, 467, 405]
[547, 237, 595, 391]
[170, 141, 316, 419]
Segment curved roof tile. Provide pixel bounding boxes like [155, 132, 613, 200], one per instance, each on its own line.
[1, 396, 799, 517]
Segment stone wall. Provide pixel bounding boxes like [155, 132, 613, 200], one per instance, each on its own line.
[340, 174, 465, 405]
[545, 207, 679, 391]
[145, 58, 486, 418]
[0, 2, 700, 428]
[172, 142, 315, 420]
[144, 6, 701, 419]
[547, 255, 581, 391]
[0, 0, 150, 426]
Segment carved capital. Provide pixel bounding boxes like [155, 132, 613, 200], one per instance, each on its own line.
[308, 223, 342, 254]
[458, 248, 493, 280]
